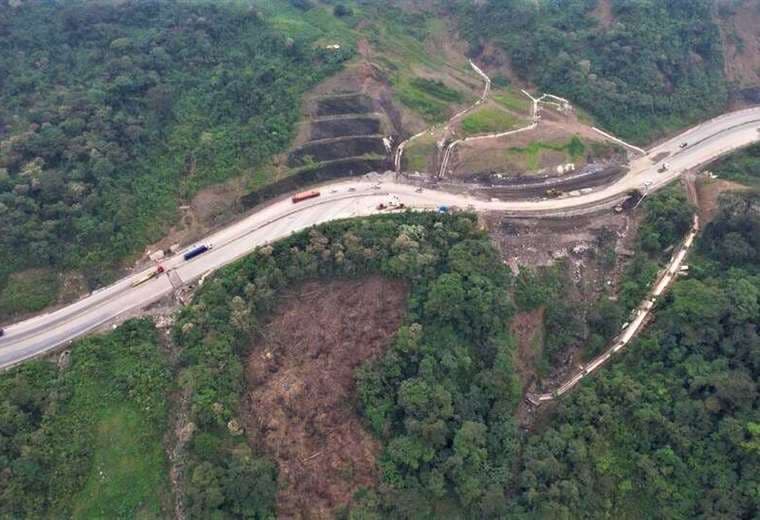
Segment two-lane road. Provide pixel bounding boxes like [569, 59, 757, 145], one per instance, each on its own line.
[1, 107, 759, 369]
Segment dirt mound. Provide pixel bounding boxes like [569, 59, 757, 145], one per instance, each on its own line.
[310, 116, 382, 140]
[243, 277, 408, 519]
[288, 136, 387, 166]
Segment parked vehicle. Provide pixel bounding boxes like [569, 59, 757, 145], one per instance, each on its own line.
[291, 190, 320, 203]
[183, 244, 211, 261]
[437, 205, 449, 213]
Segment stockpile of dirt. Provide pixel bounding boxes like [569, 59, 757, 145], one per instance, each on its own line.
[243, 277, 408, 519]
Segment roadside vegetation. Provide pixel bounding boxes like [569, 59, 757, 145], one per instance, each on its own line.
[173, 212, 521, 517]
[0, 269, 59, 318]
[506, 192, 760, 518]
[711, 142, 760, 187]
[455, 0, 729, 143]
[0, 320, 171, 518]
[0, 0, 351, 310]
[512, 186, 694, 370]
[1, 192, 756, 517]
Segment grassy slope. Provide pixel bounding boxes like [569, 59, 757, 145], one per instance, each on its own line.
[492, 87, 532, 115]
[0, 269, 59, 318]
[0, 320, 171, 518]
[506, 135, 586, 170]
[460, 105, 524, 136]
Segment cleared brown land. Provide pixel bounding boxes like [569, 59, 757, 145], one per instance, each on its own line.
[242, 277, 408, 519]
[591, 0, 615, 28]
[716, 0, 760, 88]
[510, 307, 545, 388]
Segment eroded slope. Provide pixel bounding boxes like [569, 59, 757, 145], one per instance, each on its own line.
[243, 277, 407, 518]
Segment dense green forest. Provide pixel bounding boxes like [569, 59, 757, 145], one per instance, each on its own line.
[512, 187, 694, 369]
[500, 193, 760, 518]
[173, 212, 521, 517]
[455, 0, 729, 142]
[0, 0, 350, 295]
[0, 321, 171, 517]
[1, 196, 757, 517]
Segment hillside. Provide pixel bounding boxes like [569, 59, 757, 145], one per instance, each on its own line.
[453, 0, 730, 143]
[0, 0, 351, 318]
[0, 1, 759, 518]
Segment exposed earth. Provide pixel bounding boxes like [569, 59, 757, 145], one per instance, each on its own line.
[242, 277, 407, 519]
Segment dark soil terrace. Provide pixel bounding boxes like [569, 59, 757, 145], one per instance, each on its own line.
[314, 93, 375, 116]
[288, 136, 387, 166]
[310, 116, 383, 140]
[242, 277, 408, 519]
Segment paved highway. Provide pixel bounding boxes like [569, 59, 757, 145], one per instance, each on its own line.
[1, 107, 759, 369]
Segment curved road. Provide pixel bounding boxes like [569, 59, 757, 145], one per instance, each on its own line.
[1, 107, 759, 369]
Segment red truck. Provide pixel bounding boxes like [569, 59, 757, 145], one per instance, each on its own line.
[291, 190, 320, 203]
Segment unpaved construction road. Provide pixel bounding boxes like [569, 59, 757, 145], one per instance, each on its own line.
[1, 106, 759, 370]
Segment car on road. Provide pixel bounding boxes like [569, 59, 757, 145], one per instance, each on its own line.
[679, 142, 688, 149]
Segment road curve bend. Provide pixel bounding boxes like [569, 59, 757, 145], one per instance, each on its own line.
[0, 107, 759, 370]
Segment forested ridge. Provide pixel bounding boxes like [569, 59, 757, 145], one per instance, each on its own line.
[173, 212, 522, 517]
[455, 0, 729, 143]
[0, 0, 349, 294]
[1, 196, 757, 517]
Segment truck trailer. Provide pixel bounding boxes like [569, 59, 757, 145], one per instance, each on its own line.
[183, 245, 211, 261]
[291, 190, 320, 203]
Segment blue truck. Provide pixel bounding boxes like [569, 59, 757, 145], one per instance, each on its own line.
[183, 244, 211, 261]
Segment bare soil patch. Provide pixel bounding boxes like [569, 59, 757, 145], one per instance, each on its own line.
[242, 277, 408, 519]
[694, 175, 750, 223]
[510, 308, 545, 389]
[451, 118, 612, 179]
[591, 0, 615, 28]
[716, 0, 760, 88]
